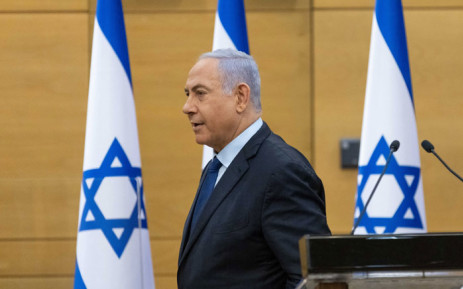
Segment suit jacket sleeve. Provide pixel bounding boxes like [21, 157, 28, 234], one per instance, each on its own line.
[261, 159, 330, 288]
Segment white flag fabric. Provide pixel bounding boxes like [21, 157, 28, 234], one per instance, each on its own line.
[353, 0, 427, 234]
[202, 0, 250, 168]
[74, 0, 155, 288]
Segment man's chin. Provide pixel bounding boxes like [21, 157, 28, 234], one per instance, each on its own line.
[194, 136, 208, 146]
[196, 139, 217, 150]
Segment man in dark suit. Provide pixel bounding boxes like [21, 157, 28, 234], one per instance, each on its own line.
[179, 49, 330, 289]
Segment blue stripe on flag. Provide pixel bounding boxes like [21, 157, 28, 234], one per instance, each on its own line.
[375, 0, 413, 104]
[96, 0, 132, 85]
[217, 0, 250, 53]
[73, 261, 87, 289]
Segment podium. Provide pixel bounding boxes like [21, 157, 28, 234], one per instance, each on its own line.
[298, 233, 463, 289]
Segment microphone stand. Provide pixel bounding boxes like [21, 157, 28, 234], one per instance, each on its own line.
[351, 146, 396, 235]
[430, 150, 463, 182]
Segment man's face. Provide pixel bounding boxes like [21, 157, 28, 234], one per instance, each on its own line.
[183, 58, 240, 152]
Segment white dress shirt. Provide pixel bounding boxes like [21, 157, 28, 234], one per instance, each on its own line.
[213, 118, 263, 185]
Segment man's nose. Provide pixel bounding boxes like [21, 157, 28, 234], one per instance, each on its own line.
[182, 96, 196, 115]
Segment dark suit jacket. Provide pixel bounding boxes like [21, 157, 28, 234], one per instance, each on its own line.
[178, 122, 330, 289]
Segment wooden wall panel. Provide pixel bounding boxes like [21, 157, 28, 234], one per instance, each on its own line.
[0, 12, 88, 241]
[0, 0, 86, 11]
[0, 276, 176, 289]
[155, 276, 177, 289]
[89, 0, 309, 12]
[0, 179, 79, 239]
[0, 276, 177, 289]
[314, 0, 463, 8]
[314, 9, 463, 233]
[151, 239, 180, 275]
[0, 240, 74, 276]
[0, 239, 179, 276]
[247, 11, 312, 159]
[0, 277, 73, 289]
[313, 10, 370, 233]
[407, 10, 463, 232]
[0, 14, 88, 179]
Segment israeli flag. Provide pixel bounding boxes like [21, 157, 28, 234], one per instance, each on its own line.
[202, 0, 250, 168]
[353, 0, 427, 234]
[74, 0, 155, 288]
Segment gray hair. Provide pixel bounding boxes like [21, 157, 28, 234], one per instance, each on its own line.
[199, 49, 262, 112]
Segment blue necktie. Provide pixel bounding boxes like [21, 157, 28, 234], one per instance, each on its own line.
[191, 157, 222, 230]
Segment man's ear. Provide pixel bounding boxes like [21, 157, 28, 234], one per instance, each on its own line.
[235, 83, 251, 113]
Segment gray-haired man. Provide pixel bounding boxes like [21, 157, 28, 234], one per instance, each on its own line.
[178, 49, 330, 289]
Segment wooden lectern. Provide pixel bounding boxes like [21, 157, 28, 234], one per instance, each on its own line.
[299, 233, 463, 289]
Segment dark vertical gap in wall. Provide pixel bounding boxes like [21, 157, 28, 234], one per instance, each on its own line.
[309, 0, 316, 166]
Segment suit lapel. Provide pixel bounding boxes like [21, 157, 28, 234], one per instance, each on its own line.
[178, 122, 272, 267]
[178, 166, 208, 261]
[178, 156, 249, 266]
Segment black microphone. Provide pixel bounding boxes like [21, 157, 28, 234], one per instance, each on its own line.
[351, 140, 400, 235]
[421, 140, 463, 182]
[390, 140, 400, 152]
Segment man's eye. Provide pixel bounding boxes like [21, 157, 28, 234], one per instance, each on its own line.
[197, 91, 206, 96]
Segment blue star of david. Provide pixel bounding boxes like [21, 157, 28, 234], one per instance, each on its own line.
[354, 136, 423, 233]
[79, 138, 148, 258]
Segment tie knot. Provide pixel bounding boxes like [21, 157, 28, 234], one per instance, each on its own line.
[208, 157, 222, 173]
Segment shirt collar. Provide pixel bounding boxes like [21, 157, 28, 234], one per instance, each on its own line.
[216, 118, 263, 169]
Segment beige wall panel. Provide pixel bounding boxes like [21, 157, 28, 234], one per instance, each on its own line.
[0, 14, 88, 179]
[89, 0, 309, 12]
[0, 276, 176, 289]
[0, 239, 179, 276]
[151, 239, 180, 275]
[314, 10, 370, 233]
[155, 276, 177, 289]
[314, 9, 463, 233]
[0, 179, 79, 239]
[0, 277, 72, 289]
[0, 0, 86, 11]
[247, 11, 312, 159]
[314, 0, 463, 8]
[124, 10, 312, 239]
[407, 10, 463, 232]
[0, 240, 74, 276]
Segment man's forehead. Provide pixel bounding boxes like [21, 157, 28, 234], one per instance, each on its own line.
[185, 58, 220, 88]
[190, 58, 218, 74]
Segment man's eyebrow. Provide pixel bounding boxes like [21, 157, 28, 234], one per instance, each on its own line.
[186, 84, 209, 93]
[192, 84, 208, 91]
